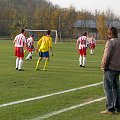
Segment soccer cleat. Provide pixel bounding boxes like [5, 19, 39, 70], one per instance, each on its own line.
[16, 68, 18, 70]
[80, 65, 82, 67]
[30, 56, 32, 59]
[18, 69, 24, 71]
[35, 68, 39, 70]
[100, 110, 115, 115]
[115, 109, 120, 114]
[82, 66, 86, 68]
[43, 68, 47, 71]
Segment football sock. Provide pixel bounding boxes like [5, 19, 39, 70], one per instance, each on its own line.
[36, 59, 40, 69]
[16, 57, 19, 69]
[79, 56, 82, 65]
[43, 59, 49, 70]
[83, 56, 86, 66]
[26, 53, 32, 60]
[18, 59, 23, 70]
[90, 49, 92, 54]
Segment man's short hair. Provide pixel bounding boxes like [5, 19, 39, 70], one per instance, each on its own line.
[83, 32, 87, 36]
[109, 27, 118, 38]
[21, 29, 25, 33]
[47, 30, 51, 35]
[30, 34, 34, 37]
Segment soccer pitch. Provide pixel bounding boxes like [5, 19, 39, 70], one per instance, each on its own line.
[0, 40, 119, 120]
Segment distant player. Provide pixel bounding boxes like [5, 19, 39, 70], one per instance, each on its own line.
[13, 29, 26, 71]
[25, 34, 34, 60]
[76, 32, 88, 67]
[89, 35, 96, 55]
[35, 30, 53, 71]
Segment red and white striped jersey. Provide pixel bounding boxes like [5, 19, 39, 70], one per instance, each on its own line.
[89, 37, 96, 44]
[77, 36, 87, 49]
[26, 36, 34, 47]
[14, 33, 26, 47]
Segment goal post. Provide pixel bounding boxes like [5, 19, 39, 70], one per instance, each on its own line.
[25, 29, 58, 44]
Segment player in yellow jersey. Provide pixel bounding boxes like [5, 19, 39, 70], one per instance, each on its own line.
[35, 30, 53, 71]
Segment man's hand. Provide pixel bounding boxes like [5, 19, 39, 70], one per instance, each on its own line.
[36, 48, 38, 52]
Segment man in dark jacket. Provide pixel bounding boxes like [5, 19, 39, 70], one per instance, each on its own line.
[101, 27, 120, 114]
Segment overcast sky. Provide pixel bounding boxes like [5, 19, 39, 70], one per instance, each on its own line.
[48, 0, 120, 16]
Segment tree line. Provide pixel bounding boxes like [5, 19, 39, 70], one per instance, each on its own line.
[0, 0, 120, 39]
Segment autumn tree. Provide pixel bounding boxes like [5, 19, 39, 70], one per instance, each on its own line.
[0, 0, 120, 39]
[96, 14, 107, 40]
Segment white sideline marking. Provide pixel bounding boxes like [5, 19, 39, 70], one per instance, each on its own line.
[30, 97, 105, 120]
[0, 82, 103, 108]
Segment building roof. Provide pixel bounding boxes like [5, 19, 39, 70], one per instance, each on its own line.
[73, 20, 120, 29]
[106, 20, 120, 28]
[73, 20, 96, 28]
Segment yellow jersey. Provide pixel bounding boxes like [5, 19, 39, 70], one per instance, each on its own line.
[37, 35, 52, 52]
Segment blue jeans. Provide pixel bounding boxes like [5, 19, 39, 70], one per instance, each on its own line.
[103, 70, 120, 112]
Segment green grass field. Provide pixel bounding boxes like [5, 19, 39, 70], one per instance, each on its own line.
[0, 40, 119, 120]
